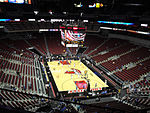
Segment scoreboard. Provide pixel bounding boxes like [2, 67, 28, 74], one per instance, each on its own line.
[60, 25, 86, 47]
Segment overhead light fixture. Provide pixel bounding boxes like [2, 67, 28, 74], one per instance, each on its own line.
[28, 19, 35, 21]
[14, 19, 20, 21]
[34, 11, 39, 15]
[80, 12, 83, 17]
[141, 24, 148, 27]
[49, 10, 53, 15]
[83, 20, 88, 22]
[97, 21, 134, 25]
[74, 2, 83, 8]
[63, 12, 67, 15]
[124, 3, 143, 6]
[41, 19, 45, 22]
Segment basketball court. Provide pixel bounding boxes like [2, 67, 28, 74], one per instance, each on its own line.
[47, 60, 108, 93]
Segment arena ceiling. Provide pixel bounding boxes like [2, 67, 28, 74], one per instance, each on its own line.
[0, 0, 149, 23]
[33, 0, 150, 22]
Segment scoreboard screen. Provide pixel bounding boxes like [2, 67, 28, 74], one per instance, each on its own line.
[60, 29, 86, 47]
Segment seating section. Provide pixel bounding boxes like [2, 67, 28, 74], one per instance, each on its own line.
[3, 22, 54, 32]
[118, 76, 150, 109]
[102, 47, 150, 70]
[69, 47, 78, 55]
[92, 43, 136, 63]
[118, 95, 150, 109]
[2, 39, 34, 58]
[90, 38, 126, 56]
[0, 39, 46, 95]
[84, 37, 150, 82]
[46, 34, 66, 54]
[2, 22, 75, 55]
[0, 90, 47, 112]
[0, 39, 47, 111]
[114, 58, 150, 81]
[132, 79, 150, 96]
[84, 35, 105, 54]
[26, 36, 47, 55]
[25, 33, 66, 55]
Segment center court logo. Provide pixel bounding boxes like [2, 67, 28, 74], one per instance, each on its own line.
[65, 68, 81, 75]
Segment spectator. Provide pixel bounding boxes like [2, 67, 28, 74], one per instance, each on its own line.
[29, 83, 32, 89]
[105, 104, 110, 112]
[20, 53, 23, 57]
[23, 86, 26, 90]
[135, 83, 139, 88]
[135, 98, 139, 106]
[13, 87, 16, 91]
[0, 95, 2, 103]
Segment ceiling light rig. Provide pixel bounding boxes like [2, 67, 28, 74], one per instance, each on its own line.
[74, 1, 104, 8]
[34, 11, 39, 15]
[49, 10, 53, 15]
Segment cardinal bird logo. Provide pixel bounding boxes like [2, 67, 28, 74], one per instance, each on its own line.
[65, 68, 81, 75]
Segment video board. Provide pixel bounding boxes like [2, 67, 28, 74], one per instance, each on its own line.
[60, 29, 86, 47]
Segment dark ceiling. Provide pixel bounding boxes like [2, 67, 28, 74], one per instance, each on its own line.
[36, 0, 149, 13]
[33, 0, 150, 22]
[0, 0, 149, 23]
